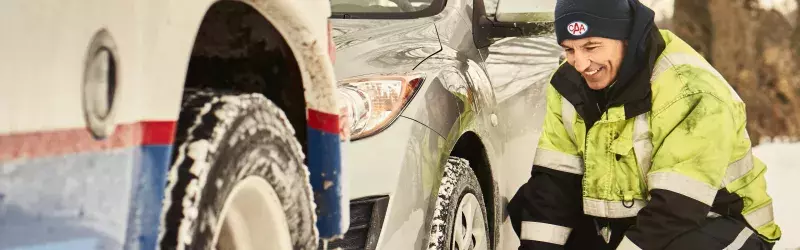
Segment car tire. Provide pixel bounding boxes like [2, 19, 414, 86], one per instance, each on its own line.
[428, 157, 490, 250]
[159, 88, 318, 250]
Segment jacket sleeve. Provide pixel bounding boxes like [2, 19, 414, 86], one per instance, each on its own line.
[620, 93, 735, 250]
[509, 84, 584, 250]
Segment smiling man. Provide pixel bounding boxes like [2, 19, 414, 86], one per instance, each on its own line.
[507, 0, 782, 249]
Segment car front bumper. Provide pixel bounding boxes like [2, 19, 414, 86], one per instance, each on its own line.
[334, 116, 447, 250]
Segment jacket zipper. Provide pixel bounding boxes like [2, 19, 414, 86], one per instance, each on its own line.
[587, 104, 613, 243]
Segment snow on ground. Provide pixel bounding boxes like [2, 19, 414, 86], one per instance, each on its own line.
[753, 141, 800, 249]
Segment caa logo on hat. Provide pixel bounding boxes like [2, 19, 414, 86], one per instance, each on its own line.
[567, 21, 588, 36]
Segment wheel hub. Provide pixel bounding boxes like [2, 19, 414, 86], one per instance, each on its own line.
[452, 193, 487, 250]
[212, 176, 292, 250]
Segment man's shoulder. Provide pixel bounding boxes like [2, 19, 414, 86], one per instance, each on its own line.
[650, 53, 736, 115]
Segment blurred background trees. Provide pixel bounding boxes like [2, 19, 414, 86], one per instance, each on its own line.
[647, 0, 800, 145]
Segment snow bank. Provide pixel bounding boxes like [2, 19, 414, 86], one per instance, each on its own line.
[753, 142, 800, 249]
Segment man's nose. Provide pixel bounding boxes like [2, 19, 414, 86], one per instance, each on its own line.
[572, 51, 591, 73]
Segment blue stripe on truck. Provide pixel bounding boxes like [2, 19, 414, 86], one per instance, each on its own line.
[126, 145, 172, 250]
[307, 126, 347, 239]
[0, 144, 172, 250]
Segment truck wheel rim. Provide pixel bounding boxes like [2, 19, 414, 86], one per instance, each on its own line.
[212, 176, 292, 250]
[452, 193, 487, 250]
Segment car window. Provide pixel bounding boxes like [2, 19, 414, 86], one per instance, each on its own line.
[331, 0, 444, 18]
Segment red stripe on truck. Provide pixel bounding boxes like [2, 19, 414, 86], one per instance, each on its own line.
[0, 121, 176, 162]
[307, 109, 340, 134]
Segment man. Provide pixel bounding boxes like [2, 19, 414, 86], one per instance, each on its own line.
[507, 0, 782, 249]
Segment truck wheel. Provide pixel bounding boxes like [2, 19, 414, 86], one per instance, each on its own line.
[159, 89, 317, 250]
[428, 157, 490, 250]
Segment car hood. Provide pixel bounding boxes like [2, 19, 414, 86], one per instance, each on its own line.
[331, 18, 442, 80]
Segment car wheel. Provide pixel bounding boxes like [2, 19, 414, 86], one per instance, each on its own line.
[159, 88, 318, 250]
[428, 157, 490, 250]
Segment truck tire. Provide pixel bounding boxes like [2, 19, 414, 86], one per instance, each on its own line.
[159, 88, 317, 250]
[427, 157, 490, 250]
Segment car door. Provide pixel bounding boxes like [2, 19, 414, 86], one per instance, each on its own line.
[472, 0, 562, 247]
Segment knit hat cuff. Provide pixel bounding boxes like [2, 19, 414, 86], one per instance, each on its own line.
[555, 12, 632, 44]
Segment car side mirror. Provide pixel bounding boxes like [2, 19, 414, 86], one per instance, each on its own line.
[473, 0, 556, 48]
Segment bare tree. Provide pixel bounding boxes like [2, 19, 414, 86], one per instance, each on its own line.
[794, 0, 800, 56]
[672, 0, 713, 61]
[672, 0, 800, 144]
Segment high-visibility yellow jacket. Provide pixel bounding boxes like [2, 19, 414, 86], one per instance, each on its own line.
[509, 29, 780, 249]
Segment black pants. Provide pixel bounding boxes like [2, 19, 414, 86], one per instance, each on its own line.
[560, 216, 773, 250]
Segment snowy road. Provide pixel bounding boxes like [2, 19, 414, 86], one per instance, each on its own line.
[754, 141, 800, 249]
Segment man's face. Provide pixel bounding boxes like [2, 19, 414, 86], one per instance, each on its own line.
[561, 37, 626, 90]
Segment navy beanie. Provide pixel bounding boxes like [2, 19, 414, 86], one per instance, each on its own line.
[555, 0, 634, 44]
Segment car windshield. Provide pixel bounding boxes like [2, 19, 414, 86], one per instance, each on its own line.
[331, 0, 441, 18]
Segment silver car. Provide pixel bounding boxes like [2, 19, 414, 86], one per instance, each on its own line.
[328, 0, 562, 249]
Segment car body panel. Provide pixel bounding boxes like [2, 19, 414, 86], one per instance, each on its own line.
[479, 34, 561, 249]
[399, 67, 465, 138]
[334, 0, 561, 247]
[344, 116, 446, 250]
[332, 18, 441, 80]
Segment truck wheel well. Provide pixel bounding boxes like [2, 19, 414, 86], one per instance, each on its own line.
[450, 132, 496, 249]
[183, 1, 307, 152]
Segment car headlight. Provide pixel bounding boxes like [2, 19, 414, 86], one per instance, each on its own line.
[337, 73, 425, 140]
